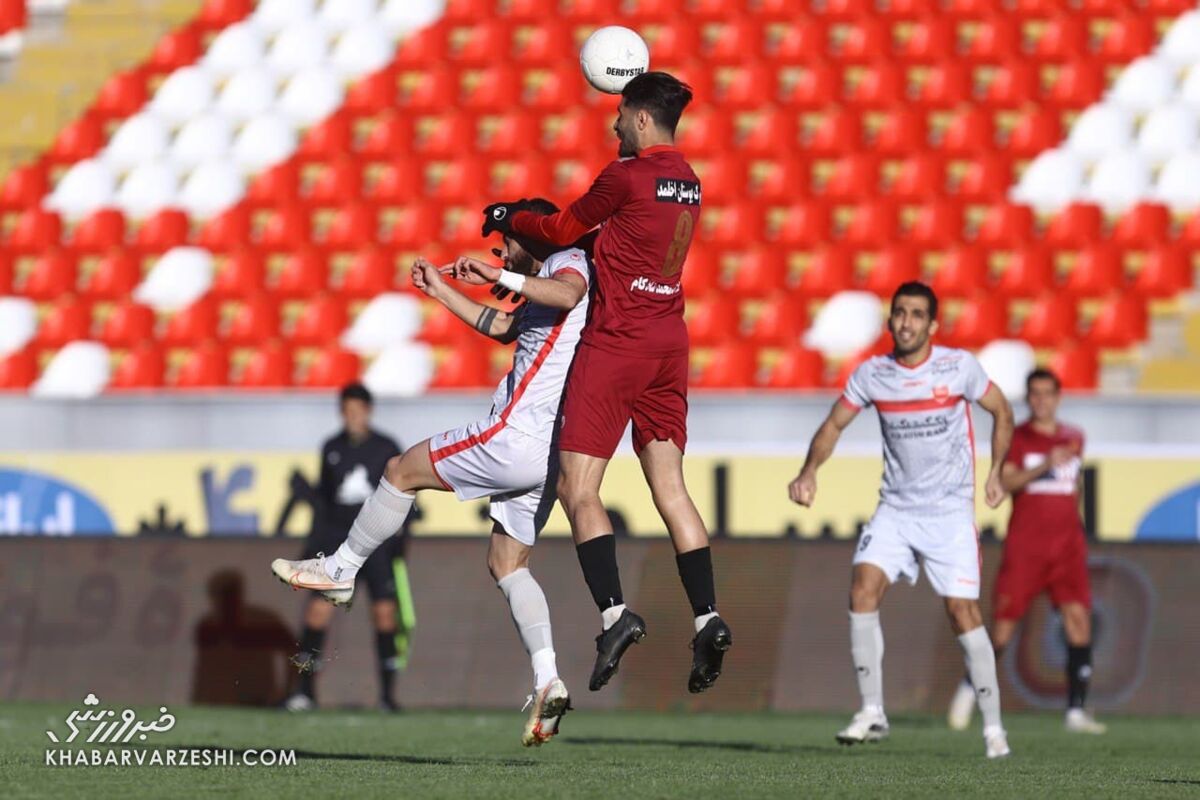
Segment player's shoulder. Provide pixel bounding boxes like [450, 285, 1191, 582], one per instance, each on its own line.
[545, 247, 588, 269]
[321, 431, 345, 452]
[1057, 421, 1085, 442]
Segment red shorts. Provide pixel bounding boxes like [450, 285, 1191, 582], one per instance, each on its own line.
[559, 343, 688, 459]
[993, 532, 1092, 621]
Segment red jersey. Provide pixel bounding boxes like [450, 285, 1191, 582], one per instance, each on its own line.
[1005, 420, 1086, 541]
[511, 145, 700, 358]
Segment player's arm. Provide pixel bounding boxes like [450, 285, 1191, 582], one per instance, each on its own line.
[410, 257, 520, 344]
[1001, 445, 1076, 493]
[486, 163, 632, 245]
[977, 383, 1015, 508]
[788, 399, 860, 507]
[453, 256, 587, 311]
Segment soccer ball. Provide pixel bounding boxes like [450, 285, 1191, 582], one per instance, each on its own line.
[579, 26, 650, 95]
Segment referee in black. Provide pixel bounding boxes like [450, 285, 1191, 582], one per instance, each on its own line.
[285, 383, 407, 712]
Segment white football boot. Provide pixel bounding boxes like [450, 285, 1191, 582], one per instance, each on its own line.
[836, 707, 890, 745]
[948, 679, 976, 731]
[1065, 708, 1107, 734]
[521, 678, 571, 747]
[284, 693, 314, 712]
[271, 554, 354, 608]
[984, 726, 1011, 759]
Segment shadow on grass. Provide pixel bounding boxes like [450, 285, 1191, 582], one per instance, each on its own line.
[1150, 779, 1200, 786]
[562, 736, 832, 756]
[133, 745, 535, 768]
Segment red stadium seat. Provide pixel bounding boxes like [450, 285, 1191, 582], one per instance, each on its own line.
[1005, 109, 1062, 157]
[1110, 203, 1170, 248]
[81, 250, 140, 300]
[419, 302, 476, 346]
[744, 291, 808, 346]
[35, 296, 92, 348]
[525, 65, 584, 111]
[383, 204, 444, 250]
[959, 17, 1019, 63]
[777, 63, 839, 109]
[748, 157, 809, 203]
[392, 25, 447, 69]
[819, 154, 878, 201]
[624, 0, 685, 23]
[0, 348, 37, 389]
[1025, 16, 1086, 63]
[703, 20, 763, 65]
[722, 248, 786, 298]
[687, 292, 740, 347]
[145, 24, 203, 73]
[1019, 291, 1078, 346]
[1087, 292, 1148, 348]
[460, 65, 520, 113]
[842, 200, 897, 246]
[195, 204, 252, 253]
[938, 108, 993, 155]
[675, 107, 734, 155]
[319, 202, 377, 252]
[478, 112, 541, 158]
[269, 249, 327, 298]
[688, 0, 740, 22]
[132, 208, 189, 255]
[245, 160, 299, 208]
[357, 112, 415, 159]
[973, 203, 1035, 247]
[69, 208, 126, 255]
[1093, 15, 1155, 64]
[843, 62, 904, 109]
[1062, 245, 1123, 298]
[951, 154, 1011, 202]
[288, 295, 349, 346]
[90, 70, 149, 120]
[893, 18, 953, 63]
[490, 156, 554, 198]
[1043, 62, 1105, 109]
[424, 158, 488, 204]
[910, 63, 970, 108]
[795, 245, 855, 296]
[1132, 245, 1191, 299]
[6, 208, 62, 254]
[975, 61, 1038, 109]
[257, 205, 312, 250]
[768, 202, 832, 247]
[162, 296, 219, 346]
[46, 114, 105, 163]
[693, 157, 746, 204]
[862, 245, 920, 295]
[761, 345, 825, 388]
[412, 112, 475, 158]
[300, 346, 361, 388]
[366, 158, 422, 208]
[828, 19, 888, 63]
[430, 343, 491, 388]
[905, 201, 964, 247]
[994, 245, 1054, 298]
[714, 64, 778, 110]
[446, 21, 511, 67]
[173, 340, 230, 388]
[764, 18, 825, 65]
[344, 67, 397, 116]
[886, 155, 946, 200]
[0, 250, 11, 294]
[109, 342, 165, 389]
[211, 249, 265, 299]
[1043, 203, 1103, 249]
[929, 245, 988, 299]
[693, 343, 757, 388]
[235, 341, 294, 388]
[98, 301, 155, 348]
[0, 162, 49, 210]
[681, 248, 718, 299]
[1049, 340, 1098, 389]
[802, 109, 860, 157]
[942, 293, 1008, 348]
[337, 248, 396, 298]
[511, 20, 573, 65]
[18, 250, 76, 300]
[871, 109, 926, 155]
[297, 111, 353, 163]
[224, 294, 280, 345]
[700, 203, 764, 246]
[542, 109, 608, 157]
[195, 0, 252, 30]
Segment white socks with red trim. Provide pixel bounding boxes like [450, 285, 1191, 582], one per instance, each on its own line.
[497, 568, 558, 691]
[324, 478, 415, 583]
[850, 610, 885, 710]
[959, 626, 1004, 733]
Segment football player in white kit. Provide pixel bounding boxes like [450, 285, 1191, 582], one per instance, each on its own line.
[788, 281, 1016, 759]
[271, 199, 591, 747]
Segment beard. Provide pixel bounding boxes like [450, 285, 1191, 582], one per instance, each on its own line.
[616, 128, 637, 158]
[891, 332, 926, 357]
[507, 248, 535, 276]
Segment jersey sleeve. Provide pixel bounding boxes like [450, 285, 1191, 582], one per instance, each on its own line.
[963, 352, 993, 402]
[567, 160, 633, 229]
[840, 361, 873, 410]
[1005, 428, 1025, 467]
[546, 249, 591, 287]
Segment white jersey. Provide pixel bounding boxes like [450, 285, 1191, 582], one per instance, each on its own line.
[488, 247, 590, 442]
[841, 345, 993, 515]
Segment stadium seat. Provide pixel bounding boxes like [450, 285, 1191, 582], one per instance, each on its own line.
[843, 63, 905, 109]
[1085, 151, 1152, 213]
[777, 63, 839, 109]
[994, 245, 1054, 298]
[1066, 103, 1134, 162]
[951, 154, 1012, 202]
[195, 0, 253, 30]
[1043, 203, 1103, 249]
[319, 202, 377, 252]
[171, 114, 235, 169]
[202, 21, 264, 76]
[793, 245, 854, 297]
[1159, 9, 1200, 65]
[257, 205, 311, 250]
[1132, 245, 1192, 298]
[862, 245, 920, 295]
[0, 296, 36, 355]
[46, 160, 116, 220]
[0, 347, 37, 389]
[269, 248, 327, 298]
[179, 161, 244, 220]
[427, 343, 487, 390]
[819, 154, 878, 201]
[722, 248, 786, 298]
[1019, 292, 1079, 346]
[280, 67, 345, 126]
[1111, 203, 1170, 248]
[1042, 62, 1105, 109]
[1049, 339, 1098, 389]
[974, 203, 1035, 246]
[1153, 152, 1200, 211]
[800, 110, 858, 157]
[109, 341, 166, 389]
[161, 296, 220, 346]
[46, 114, 105, 164]
[336, 248, 396, 299]
[135, 246, 213, 311]
[103, 114, 170, 172]
[341, 293, 423, 353]
[32, 342, 111, 398]
[893, 17, 953, 63]
[210, 249, 265, 299]
[268, 20, 329, 75]
[0, 251, 11, 295]
[976, 339, 1035, 399]
[687, 292, 740, 347]
[115, 161, 181, 220]
[69, 208, 126, 255]
[1005, 109, 1062, 157]
[224, 294, 280, 345]
[693, 342, 757, 388]
[805, 291, 885, 358]
[1137, 104, 1198, 165]
[150, 66, 217, 126]
[748, 157, 808, 203]
[760, 344, 825, 388]
[0, 162, 48, 211]
[871, 108, 926, 155]
[90, 70, 150, 120]
[1087, 292, 1148, 348]
[235, 341, 294, 387]
[1109, 56, 1176, 114]
[245, 160, 300, 208]
[97, 301, 155, 348]
[145, 24, 204, 74]
[910, 63, 970, 108]
[81, 250, 140, 300]
[1093, 15, 1155, 64]
[232, 114, 298, 174]
[17, 250, 76, 300]
[300, 345, 361, 387]
[937, 109, 992, 155]
[1025, 16, 1086, 63]
[1010, 148, 1085, 211]
[195, 204, 251, 253]
[942, 293, 1008, 349]
[173, 340, 230, 388]
[132, 208, 190, 255]
[744, 292, 809, 346]
[1063, 245, 1123, 297]
[382, 205, 444, 250]
[886, 156, 946, 201]
[288, 295, 349, 346]
[929, 245, 987, 299]
[6, 208, 62, 254]
[35, 296, 92, 349]
[842, 201, 897, 247]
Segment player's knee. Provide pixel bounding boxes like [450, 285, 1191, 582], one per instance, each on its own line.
[849, 583, 882, 612]
[945, 597, 982, 631]
[487, 546, 527, 582]
[556, 471, 593, 512]
[383, 455, 406, 487]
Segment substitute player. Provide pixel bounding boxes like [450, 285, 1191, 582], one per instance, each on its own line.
[948, 368, 1106, 734]
[271, 199, 590, 746]
[788, 282, 1016, 759]
[479, 72, 732, 695]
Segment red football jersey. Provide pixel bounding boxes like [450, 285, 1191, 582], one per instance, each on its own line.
[1005, 420, 1086, 541]
[565, 145, 701, 357]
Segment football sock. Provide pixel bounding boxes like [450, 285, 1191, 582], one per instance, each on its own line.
[296, 626, 326, 699]
[375, 630, 398, 704]
[1067, 644, 1092, 709]
[497, 568, 558, 690]
[676, 547, 718, 627]
[959, 626, 1003, 731]
[575, 535, 625, 621]
[326, 479, 415, 582]
[849, 611, 885, 711]
[601, 604, 627, 631]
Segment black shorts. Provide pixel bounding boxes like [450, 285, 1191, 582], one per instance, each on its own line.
[302, 532, 398, 603]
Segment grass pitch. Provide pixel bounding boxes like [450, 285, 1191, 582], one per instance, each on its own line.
[3, 703, 1198, 799]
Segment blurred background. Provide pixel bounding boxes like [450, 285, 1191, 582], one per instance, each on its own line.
[0, 0, 1197, 716]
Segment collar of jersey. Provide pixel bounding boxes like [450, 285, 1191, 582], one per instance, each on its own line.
[638, 144, 679, 157]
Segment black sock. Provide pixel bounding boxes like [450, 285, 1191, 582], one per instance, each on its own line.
[676, 547, 717, 617]
[1067, 645, 1092, 709]
[575, 535, 624, 612]
[296, 626, 326, 698]
[376, 631, 398, 704]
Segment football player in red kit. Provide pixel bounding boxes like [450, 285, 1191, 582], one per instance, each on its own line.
[478, 71, 732, 695]
[948, 368, 1106, 734]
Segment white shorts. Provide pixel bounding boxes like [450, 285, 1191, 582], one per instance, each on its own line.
[428, 416, 557, 547]
[852, 504, 982, 599]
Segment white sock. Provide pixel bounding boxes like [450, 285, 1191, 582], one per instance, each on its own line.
[601, 603, 626, 631]
[694, 611, 718, 633]
[959, 626, 1003, 732]
[849, 610, 885, 711]
[323, 478, 414, 582]
[497, 568, 557, 690]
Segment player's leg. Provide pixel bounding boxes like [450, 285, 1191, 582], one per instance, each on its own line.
[286, 595, 334, 711]
[943, 596, 1009, 757]
[1054, 538, 1104, 733]
[835, 562, 892, 743]
[361, 544, 401, 712]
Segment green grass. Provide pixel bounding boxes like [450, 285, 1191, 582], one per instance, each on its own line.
[3, 704, 1198, 799]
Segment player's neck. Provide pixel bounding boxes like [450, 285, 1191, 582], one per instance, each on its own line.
[635, 137, 675, 154]
[893, 344, 932, 369]
[1030, 418, 1058, 436]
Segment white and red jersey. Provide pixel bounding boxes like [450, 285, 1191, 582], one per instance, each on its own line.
[1006, 420, 1085, 542]
[841, 345, 994, 515]
[488, 247, 591, 442]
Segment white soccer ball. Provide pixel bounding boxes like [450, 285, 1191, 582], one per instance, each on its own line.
[579, 26, 650, 95]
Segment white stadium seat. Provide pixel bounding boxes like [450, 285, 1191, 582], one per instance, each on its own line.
[267, 20, 329, 76]
[149, 66, 216, 125]
[251, 0, 316, 34]
[0, 297, 38, 356]
[45, 159, 116, 219]
[277, 66, 343, 125]
[114, 160, 179, 218]
[1177, 62, 1200, 108]
[802, 291, 883, 359]
[331, 24, 394, 77]
[32, 342, 111, 398]
[202, 22, 267, 77]
[976, 340, 1036, 401]
[1085, 150, 1152, 213]
[318, 0, 378, 33]
[363, 342, 435, 397]
[1154, 151, 1200, 211]
[341, 293, 422, 354]
[380, 0, 445, 37]
[133, 247, 214, 312]
[231, 113, 297, 173]
[1009, 148, 1085, 212]
[1066, 103, 1134, 162]
[1136, 104, 1198, 163]
[169, 113, 236, 168]
[216, 67, 278, 121]
[101, 112, 170, 171]
[178, 159, 245, 219]
[1108, 56, 1177, 114]
[1158, 10, 1200, 67]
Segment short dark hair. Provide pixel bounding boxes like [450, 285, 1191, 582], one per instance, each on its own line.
[621, 71, 693, 136]
[510, 197, 561, 262]
[890, 281, 939, 320]
[1026, 368, 1061, 393]
[339, 382, 373, 406]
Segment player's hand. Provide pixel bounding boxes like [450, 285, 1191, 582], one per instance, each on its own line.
[1047, 445, 1074, 468]
[984, 470, 1006, 508]
[482, 199, 526, 237]
[453, 256, 501, 286]
[410, 257, 446, 299]
[788, 471, 817, 507]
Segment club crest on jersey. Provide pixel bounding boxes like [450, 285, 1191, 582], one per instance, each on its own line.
[933, 385, 950, 401]
[655, 178, 701, 205]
